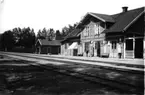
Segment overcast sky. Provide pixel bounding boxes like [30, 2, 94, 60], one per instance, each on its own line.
[0, 0, 144, 33]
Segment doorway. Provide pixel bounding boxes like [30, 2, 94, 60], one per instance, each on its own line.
[95, 41, 100, 57]
[47, 47, 51, 54]
[135, 38, 143, 58]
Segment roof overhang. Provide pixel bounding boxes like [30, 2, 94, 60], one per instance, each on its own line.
[89, 12, 106, 22]
[68, 42, 78, 49]
[61, 36, 80, 43]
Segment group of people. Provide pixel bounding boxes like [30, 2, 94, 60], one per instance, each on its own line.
[84, 43, 122, 58]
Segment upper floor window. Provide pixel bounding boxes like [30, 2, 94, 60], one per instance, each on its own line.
[83, 26, 89, 37]
[94, 23, 100, 35]
[82, 21, 106, 37]
[87, 26, 90, 36]
[83, 28, 87, 37]
[94, 22, 105, 35]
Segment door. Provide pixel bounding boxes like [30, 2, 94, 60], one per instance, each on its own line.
[47, 47, 51, 54]
[135, 38, 143, 58]
[95, 41, 100, 57]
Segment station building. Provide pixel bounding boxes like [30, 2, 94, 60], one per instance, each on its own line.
[61, 7, 145, 59]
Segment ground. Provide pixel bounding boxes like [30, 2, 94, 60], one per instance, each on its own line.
[0, 55, 144, 95]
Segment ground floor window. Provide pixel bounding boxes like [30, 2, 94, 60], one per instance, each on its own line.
[126, 39, 133, 50]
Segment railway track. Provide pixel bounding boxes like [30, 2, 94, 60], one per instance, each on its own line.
[1, 52, 144, 94]
[2, 52, 144, 74]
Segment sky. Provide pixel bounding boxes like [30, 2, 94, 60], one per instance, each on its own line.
[0, 0, 144, 34]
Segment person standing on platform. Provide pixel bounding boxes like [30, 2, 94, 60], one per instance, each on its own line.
[118, 43, 122, 58]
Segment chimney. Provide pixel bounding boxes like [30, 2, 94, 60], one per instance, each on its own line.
[122, 6, 128, 12]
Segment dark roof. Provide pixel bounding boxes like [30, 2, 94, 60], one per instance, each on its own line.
[63, 29, 81, 39]
[62, 7, 144, 41]
[104, 7, 144, 33]
[38, 39, 61, 46]
[63, 12, 114, 41]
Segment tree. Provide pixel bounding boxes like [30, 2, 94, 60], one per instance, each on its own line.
[61, 23, 78, 38]
[21, 27, 36, 48]
[47, 28, 55, 40]
[37, 29, 45, 39]
[13, 27, 22, 46]
[36, 28, 55, 40]
[61, 26, 69, 37]
[55, 30, 63, 40]
[1, 30, 15, 51]
[41, 28, 47, 38]
[12, 27, 36, 48]
[0, 27, 36, 52]
[27, 28, 36, 48]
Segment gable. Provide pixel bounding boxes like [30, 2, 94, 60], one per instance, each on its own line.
[63, 12, 114, 40]
[81, 21, 106, 39]
[36, 39, 41, 46]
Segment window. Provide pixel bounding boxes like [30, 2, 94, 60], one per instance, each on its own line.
[83, 28, 87, 37]
[94, 23, 99, 35]
[90, 24, 95, 36]
[112, 41, 117, 49]
[86, 26, 89, 36]
[126, 39, 133, 50]
[83, 26, 90, 37]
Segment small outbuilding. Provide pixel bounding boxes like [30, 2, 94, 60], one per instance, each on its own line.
[35, 39, 61, 54]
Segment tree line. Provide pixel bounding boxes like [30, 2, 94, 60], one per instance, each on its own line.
[0, 24, 77, 52]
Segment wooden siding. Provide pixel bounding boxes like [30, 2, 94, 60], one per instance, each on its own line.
[40, 46, 48, 54]
[81, 21, 107, 57]
[108, 42, 124, 58]
[41, 46, 60, 54]
[125, 50, 134, 58]
[61, 43, 69, 55]
[81, 21, 105, 40]
[61, 42, 81, 56]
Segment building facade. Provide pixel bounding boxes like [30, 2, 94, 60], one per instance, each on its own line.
[80, 16, 112, 57]
[61, 7, 145, 59]
[104, 7, 145, 58]
[61, 36, 80, 56]
[35, 39, 61, 54]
